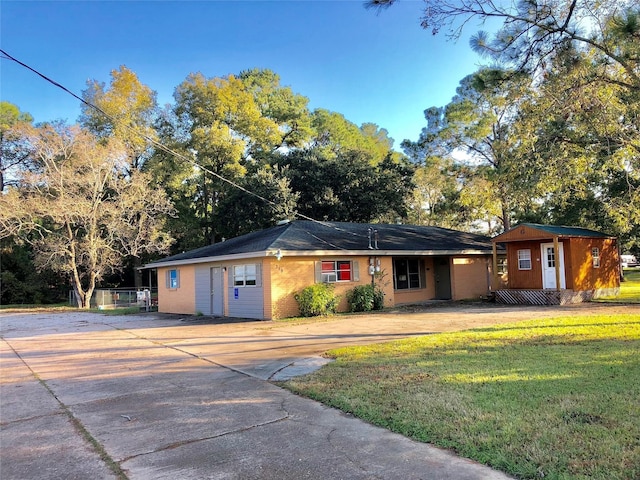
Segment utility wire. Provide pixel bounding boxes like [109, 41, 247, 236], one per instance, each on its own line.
[0, 49, 367, 240]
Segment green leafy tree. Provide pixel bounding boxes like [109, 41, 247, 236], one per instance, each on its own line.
[406, 158, 459, 227]
[238, 68, 313, 154]
[512, 37, 640, 242]
[0, 101, 33, 191]
[281, 148, 414, 223]
[216, 165, 299, 238]
[167, 72, 283, 245]
[1, 242, 68, 305]
[368, 1, 638, 88]
[311, 109, 395, 165]
[80, 66, 159, 173]
[403, 69, 532, 231]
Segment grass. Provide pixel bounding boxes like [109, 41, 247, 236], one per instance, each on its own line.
[597, 269, 640, 303]
[91, 306, 145, 315]
[282, 314, 640, 479]
[619, 269, 640, 302]
[0, 304, 145, 315]
[0, 303, 74, 311]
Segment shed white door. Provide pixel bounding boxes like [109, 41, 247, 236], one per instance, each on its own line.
[541, 242, 566, 289]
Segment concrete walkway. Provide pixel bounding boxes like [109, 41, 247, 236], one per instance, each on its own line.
[2, 303, 633, 479]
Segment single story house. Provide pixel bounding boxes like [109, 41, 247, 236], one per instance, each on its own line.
[491, 223, 620, 305]
[147, 220, 502, 320]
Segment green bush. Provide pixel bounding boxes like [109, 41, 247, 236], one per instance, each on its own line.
[347, 284, 385, 312]
[294, 283, 339, 317]
[373, 286, 385, 310]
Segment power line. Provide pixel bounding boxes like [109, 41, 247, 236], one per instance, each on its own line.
[0, 48, 367, 240]
[0, 49, 282, 210]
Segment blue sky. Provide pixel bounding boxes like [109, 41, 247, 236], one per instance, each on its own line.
[1, 1, 486, 147]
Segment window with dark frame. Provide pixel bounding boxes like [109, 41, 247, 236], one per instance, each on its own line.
[592, 247, 601, 268]
[393, 258, 423, 290]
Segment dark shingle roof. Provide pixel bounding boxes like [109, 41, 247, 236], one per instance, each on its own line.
[151, 221, 496, 265]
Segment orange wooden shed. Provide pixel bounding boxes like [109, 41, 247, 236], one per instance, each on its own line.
[491, 224, 620, 305]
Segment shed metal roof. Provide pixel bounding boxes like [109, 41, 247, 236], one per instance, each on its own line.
[492, 223, 614, 243]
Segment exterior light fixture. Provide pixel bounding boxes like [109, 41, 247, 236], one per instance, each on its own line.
[275, 249, 283, 261]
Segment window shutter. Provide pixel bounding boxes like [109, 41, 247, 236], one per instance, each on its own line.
[229, 266, 234, 285]
[255, 263, 262, 287]
[419, 260, 426, 288]
[165, 270, 170, 289]
[314, 261, 322, 283]
[176, 269, 180, 288]
[353, 261, 359, 282]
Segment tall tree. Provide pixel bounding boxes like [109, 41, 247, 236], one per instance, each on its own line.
[281, 147, 414, 223]
[80, 66, 159, 173]
[367, 1, 638, 88]
[216, 165, 299, 238]
[311, 109, 395, 165]
[403, 69, 532, 231]
[407, 158, 487, 230]
[0, 101, 33, 191]
[237, 68, 313, 154]
[0, 123, 174, 308]
[168, 72, 283, 245]
[512, 36, 640, 240]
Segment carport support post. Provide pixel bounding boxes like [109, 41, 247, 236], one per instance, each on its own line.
[553, 236, 561, 291]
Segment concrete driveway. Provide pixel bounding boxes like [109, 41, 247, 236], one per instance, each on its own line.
[1, 303, 633, 479]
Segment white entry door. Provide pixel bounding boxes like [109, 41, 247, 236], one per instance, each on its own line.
[541, 242, 566, 289]
[211, 267, 224, 316]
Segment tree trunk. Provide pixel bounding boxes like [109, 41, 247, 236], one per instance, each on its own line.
[82, 271, 98, 310]
[133, 256, 143, 288]
[72, 284, 90, 309]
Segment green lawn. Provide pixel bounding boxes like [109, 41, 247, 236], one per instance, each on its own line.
[282, 314, 640, 479]
[0, 303, 73, 311]
[596, 269, 640, 303]
[0, 304, 145, 315]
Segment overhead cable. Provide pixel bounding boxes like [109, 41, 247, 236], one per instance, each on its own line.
[0, 48, 367, 240]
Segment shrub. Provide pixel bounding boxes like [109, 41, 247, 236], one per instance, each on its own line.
[373, 286, 385, 310]
[347, 284, 385, 312]
[347, 284, 374, 312]
[295, 283, 339, 317]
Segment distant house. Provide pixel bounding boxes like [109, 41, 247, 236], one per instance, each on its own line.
[491, 223, 620, 305]
[147, 221, 501, 320]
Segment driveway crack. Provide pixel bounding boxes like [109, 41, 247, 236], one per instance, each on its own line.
[1, 337, 129, 480]
[119, 413, 290, 463]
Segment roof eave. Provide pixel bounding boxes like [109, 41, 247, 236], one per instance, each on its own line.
[141, 248, 499, 269]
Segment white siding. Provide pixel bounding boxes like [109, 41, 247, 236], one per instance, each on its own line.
[194, 266, 212, 315]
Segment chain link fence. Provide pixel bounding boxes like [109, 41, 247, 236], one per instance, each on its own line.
[68, 288, 158, 311]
